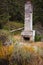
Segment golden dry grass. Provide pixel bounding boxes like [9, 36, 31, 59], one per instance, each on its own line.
[0, 44, 14, 59]
[0, 34, 43, 65]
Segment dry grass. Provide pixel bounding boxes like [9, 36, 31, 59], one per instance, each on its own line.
[0, 44, 14, 59]
[0, 34, 43, 65]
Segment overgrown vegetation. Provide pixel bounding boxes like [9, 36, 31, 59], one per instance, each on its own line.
[0, 0, 43, 29]
[3, 21, 24, 30]
[0, 30, 43, 65]
[0, 0, 43, 64]
[0, 30, 13, 45]
[0, 41, 43, 65]
[35, 34, 41, 41]
[9, 42, 43, 65]
[0, 30, 14, 58]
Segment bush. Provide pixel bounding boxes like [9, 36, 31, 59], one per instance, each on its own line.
[0, 30, 14, 59]
[0, 39, 43, 65]
[35, 34, 41, 41]
[3, 21, 24, 30]
[0, 30, 43, 65]
[0, 30, 13, 46]
[9, 42, 43, 65]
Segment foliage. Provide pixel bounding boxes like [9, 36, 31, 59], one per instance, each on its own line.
[0, 0, 43, 29]
[33, 0, 43, 26]
[9, 42, 43, 65]
[0, 37, 43, 65]
[0, 0, 24, 29]
[0, 0, 10, 29]
[3, 21, 24, 30]
[0, 30, 13, 45]
[35, 34, 41, 41]
[0, 30, 14, 59]
[0, 44, 14, 59]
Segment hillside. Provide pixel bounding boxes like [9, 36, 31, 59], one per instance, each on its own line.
[0, 30, 43, 65]
[0, 40, 43, 65]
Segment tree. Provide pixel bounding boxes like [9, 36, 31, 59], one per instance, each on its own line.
[0, 0, 43, 29]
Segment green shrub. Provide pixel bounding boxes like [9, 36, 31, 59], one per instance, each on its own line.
[3, 21, 24, 30]
[35, 34, 41, 41]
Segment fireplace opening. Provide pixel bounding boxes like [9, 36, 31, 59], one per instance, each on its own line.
[23, 37, 30, 41]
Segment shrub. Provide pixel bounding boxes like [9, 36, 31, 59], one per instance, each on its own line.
[0, 44, 14, 59]
[35, 34, 41, 41]
[3, 21, 24, 30]
[0, 30, 13, 46]
[0, 30, 14, 59]
[9, 42, 43, 65]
